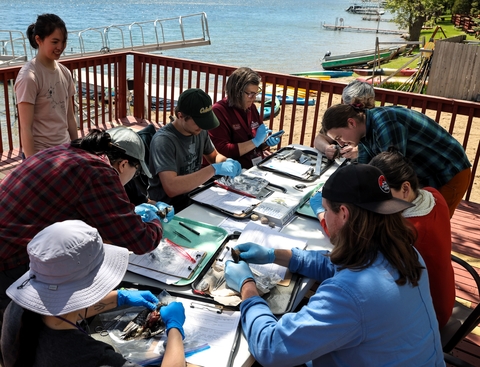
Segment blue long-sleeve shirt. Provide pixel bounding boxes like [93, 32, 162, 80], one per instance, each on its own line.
[358, 106, 470, 189]
[240, 248, 445, 367]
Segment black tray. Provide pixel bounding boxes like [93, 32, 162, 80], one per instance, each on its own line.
[256, 146, 334, 182]
[189, 180, 286, 219]
[190, 234, 303, 316]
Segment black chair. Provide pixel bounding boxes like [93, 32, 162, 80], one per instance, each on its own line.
[441, 254, 480, 367]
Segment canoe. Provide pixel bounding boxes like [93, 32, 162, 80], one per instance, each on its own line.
[321, 48, 395, 70]
[259, 96, 280, 120]
[256, 93, 315, 106]
[356, 76, 417, 84]
[353, 67, 418, 76]
[291, 70, 353, 78]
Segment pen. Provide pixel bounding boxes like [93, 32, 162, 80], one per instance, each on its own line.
[179, 222, 200, 236]
[165, 238, 195, 263]
[173, 230, 192, 243]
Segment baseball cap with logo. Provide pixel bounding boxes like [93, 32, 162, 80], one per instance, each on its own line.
[322, 163, 414, 214]
[106, 126, 152, 178]
[176, 88, 220, 130]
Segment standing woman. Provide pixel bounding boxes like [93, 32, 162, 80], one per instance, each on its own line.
[15, 14, 77, 158]
[210, 67, 280, 169]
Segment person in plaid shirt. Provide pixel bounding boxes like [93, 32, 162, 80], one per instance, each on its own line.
[0, 128, 168, 317]
[321, 104, 471, 218]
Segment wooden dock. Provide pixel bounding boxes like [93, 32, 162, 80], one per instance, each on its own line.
[322, 23, 407, 35]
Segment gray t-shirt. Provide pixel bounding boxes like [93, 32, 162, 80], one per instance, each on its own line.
[148, 122, 215, 202]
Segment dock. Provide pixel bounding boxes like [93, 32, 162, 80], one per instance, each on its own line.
[322, 23, 406, 35]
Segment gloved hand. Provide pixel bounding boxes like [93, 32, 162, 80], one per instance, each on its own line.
[309, 191, 325, 216]
[212, 158, 242, 177]
[235, 242, 275, 264]
[117, 290, 159, 310]
[155, 201, 174, 223]
[252, 124, 271, 147]
[160, 301, 186, 339]
[135, 203, 161, 223]
[265, 135, 280, 147]
[225, 260, 255, 293]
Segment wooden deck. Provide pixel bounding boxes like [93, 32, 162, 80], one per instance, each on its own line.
[1, 120, 480, 365]
[449, 201, 480, 366]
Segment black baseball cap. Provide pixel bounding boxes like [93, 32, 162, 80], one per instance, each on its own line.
[323, 163, 414, 214]
[177, 88, 220, 130]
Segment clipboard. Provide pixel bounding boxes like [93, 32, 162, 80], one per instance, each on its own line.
[256, 146, 334, 182]
[189, 181, 286, 219]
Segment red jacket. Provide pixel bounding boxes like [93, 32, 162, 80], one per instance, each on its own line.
[210, 98, 265, 169]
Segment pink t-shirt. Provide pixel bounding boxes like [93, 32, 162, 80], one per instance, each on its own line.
[15, 58, 75, 152]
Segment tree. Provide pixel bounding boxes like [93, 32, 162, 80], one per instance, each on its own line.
[385, 0, 445, 41]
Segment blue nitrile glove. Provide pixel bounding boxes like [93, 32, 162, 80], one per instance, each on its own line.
[252, 124, 271, 147]
[211, 158, 242, 177]
[135, 203, 161, 223]
[160, 301, 186, 339]
[265, 135, 280, 147]
[309, 191, 325, 216]
[155, 201, 174, 223]
[117, 290, 159, 310]
[225, 260, 255, 293]
[235, 242, 275, 264]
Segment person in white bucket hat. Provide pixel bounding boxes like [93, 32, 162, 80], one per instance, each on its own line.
[0, 220, 186, 367]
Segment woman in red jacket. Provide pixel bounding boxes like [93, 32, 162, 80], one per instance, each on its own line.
[369, 149, 455, 328]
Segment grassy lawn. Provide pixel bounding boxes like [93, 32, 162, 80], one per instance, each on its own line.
[383, 17, 478, 70]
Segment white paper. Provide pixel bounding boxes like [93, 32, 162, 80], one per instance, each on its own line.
[237, 222, 307, 279]
[218, 216, 281, 234]
[191, 186, 261, 215]
[182, 299, 241, 367]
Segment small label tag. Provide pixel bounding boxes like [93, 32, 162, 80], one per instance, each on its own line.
[48, 285, 58, 291]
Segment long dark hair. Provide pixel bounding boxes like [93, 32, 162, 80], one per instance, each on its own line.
[225, 67, 261, 109]
[327, 200, 422, 286]
[369, 148, 420, 194]
[71, 129, 140, 167]
[26, 13, 67, 49]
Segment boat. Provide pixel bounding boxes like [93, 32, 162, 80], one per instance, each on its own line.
[321, 47, 396, 70]
[353, 67, 418, 76]
[259, 96, 280, 120]
[345, 3, 385, 15]
[256, 93, 315, 106]
[291, 70, 353, 78]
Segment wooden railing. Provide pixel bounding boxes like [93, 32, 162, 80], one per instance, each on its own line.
[1, 51, 479, 201]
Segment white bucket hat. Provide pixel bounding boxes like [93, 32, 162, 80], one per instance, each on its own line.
[7, 220, 129, 316]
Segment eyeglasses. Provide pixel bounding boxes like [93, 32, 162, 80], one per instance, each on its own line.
[244, 88, 262, 98]
[131, 162, 141, 177]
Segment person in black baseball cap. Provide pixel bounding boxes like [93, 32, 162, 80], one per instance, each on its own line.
[148, 88, 242, 211]
[222, 163, 444, 366]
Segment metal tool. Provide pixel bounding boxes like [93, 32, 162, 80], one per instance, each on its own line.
[314, 149, 323, 176]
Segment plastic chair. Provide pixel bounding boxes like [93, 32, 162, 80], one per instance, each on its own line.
[441, 254, 480, 366]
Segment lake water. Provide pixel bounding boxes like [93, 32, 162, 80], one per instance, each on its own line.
[2, 0, 405, 74]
